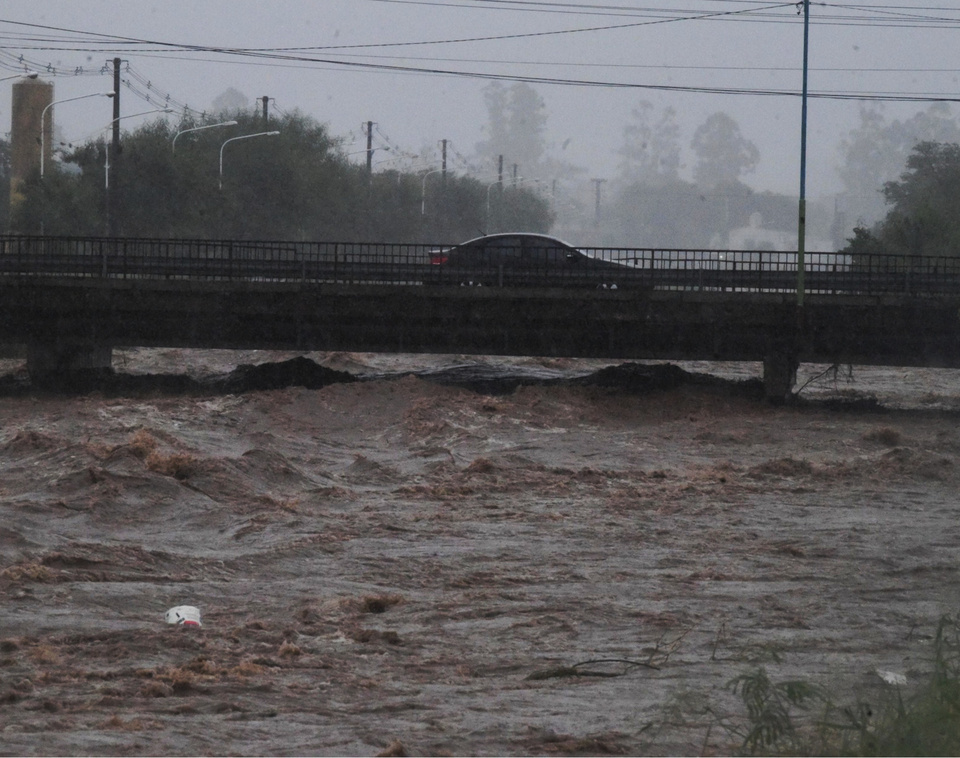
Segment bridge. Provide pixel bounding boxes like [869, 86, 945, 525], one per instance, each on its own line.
[2, 235, 959, 399]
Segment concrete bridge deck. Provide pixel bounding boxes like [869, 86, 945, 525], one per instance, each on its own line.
[2, 235, 960, 399]
[2, 273, 958, 399]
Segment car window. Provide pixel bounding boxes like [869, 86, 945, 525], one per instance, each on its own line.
[483, 236, 523, 259]
[524, 237, 572, 263]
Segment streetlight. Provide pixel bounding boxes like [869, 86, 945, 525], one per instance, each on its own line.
[40, 90, 115, 177]
[219, 131, 279, 190]
[0, 71, 38, 83]
[172, 119, 238, 154]
[421, 168, 445, 217]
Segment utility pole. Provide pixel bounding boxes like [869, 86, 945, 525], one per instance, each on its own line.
[366, 121, 374, 178]
[261, 96, 269, 126]
[797, 0, 810, 309]
[108, 57, 121, 236]
[439, 139, 449, 238]
[591, 178, 606, 227]
[512, 163, 519, 187]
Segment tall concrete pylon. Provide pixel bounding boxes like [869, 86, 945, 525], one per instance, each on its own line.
[9, 78, 53, 224]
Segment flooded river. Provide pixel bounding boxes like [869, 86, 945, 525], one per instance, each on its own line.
[1, 350, 958, 755]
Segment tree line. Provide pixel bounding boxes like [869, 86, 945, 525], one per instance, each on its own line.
[842, 140, 960, 261]
[2, 110, 552, 242]
[3, 79, 958, 255]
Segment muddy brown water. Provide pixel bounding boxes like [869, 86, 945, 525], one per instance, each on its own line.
[1, 349, 959, 756]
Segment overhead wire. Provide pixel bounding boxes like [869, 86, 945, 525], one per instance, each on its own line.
[0, 0, 958, 111]
[3, 0, 959, 59]
[0, 5, 800, 56]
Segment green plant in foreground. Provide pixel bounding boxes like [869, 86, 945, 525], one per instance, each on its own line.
[727, 667, 827, 755]
[728, 614, 960, 757]
[846, 615, 960, 757]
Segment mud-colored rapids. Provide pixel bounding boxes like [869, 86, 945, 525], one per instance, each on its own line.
[1, 349, 959, 755]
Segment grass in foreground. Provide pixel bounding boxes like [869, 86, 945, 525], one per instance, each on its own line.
[725, 614, 960, 756]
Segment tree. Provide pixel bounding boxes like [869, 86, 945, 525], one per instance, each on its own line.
[691, 112, 759, 188]
[838, 104, 960, 228]
[610, 177, 711, 247]
[841, 141, 960, 259]
[616, 101, 681, 186]
[475, 82, 548, 178]
[12, 166, 103, 236]
[0, 138, 11, 233]
[211, 87, 250, 116]
[9, 110, 550, 243]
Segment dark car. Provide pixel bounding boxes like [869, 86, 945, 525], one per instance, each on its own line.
[427, 233, 633, 288]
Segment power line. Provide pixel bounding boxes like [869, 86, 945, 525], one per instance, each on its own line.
[367, 0, 960, 26]
[5, 43, 960, 106]
[0, 1, 957, 64]
[3, 35, 956, 80]
[0, 5, 799, 56]
[2, 7, 959, 108]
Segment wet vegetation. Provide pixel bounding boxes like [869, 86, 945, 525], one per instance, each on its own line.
[725, 614, 960, 756]
[6, 110, 552, 242]
[843, 141, 960, 263]
[5, 81, 958, 253]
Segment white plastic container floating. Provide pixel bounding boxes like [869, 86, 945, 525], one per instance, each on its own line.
[876, 669, 907, 686]
[165, 605, 202, 627]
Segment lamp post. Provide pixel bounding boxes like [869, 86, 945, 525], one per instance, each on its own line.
[40, 91, 115, 177]
[420, 168, 445, 217]
[172, 119, 238, 154]
[219, 131, 279, 190]
[0, 71, 38, 83]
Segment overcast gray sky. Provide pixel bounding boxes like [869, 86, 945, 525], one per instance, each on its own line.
[2, 0, 958, 200]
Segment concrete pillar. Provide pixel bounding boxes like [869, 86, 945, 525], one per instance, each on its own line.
[10, 78, 53, 223]
[763, 350, 798, 402]
[26, 343, 112, 377]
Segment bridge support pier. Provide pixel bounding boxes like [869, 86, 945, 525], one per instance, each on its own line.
[26, 343, 113, 380]
[763, 350, 798, 402]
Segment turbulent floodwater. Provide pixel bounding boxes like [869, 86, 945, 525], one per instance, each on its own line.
[1, 349, 959, 756]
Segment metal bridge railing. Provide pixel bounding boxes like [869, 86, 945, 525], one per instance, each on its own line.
[2, 235, 960, 297]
